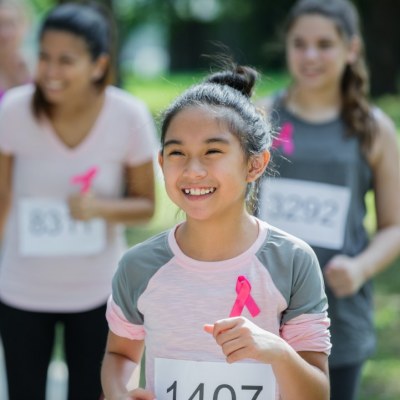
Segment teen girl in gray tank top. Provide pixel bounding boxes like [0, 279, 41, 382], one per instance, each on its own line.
[258, 1, 400, 399]
[260, 92, 375, 366]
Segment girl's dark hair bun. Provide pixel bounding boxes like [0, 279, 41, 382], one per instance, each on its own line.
[206, 65, 258, 98]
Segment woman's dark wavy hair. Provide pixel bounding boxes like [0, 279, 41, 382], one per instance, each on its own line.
[160, 64, 272, 213]
[32, 1, 115, 118]
[285, 0, 376, 150]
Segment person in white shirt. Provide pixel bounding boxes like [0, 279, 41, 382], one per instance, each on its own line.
[102, 65, 331, 400]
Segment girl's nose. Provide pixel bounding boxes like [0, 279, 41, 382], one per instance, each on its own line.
[183, 158, 207, 178]
[304, 46, 318, 59]
[41, 60, 61, 78]
[47, 64, 60, 78]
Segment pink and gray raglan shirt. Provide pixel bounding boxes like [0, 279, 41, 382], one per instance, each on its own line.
[106, 218, 331, 397]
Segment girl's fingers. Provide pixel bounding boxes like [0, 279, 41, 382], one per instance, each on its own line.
[203, 324, 214, 334]
[211, 317, 242, 337]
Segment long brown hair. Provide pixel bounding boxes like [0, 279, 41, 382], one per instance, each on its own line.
[284, 0, 376, 151]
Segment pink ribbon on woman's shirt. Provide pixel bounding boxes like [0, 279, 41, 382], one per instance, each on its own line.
[71, 166, 98, 194]
[272, 122, 294, 155]
[229, 275, 260, 317]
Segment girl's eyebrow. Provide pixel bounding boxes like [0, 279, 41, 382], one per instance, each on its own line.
[163, 137, 230, 148]
[163, 139, 182, 148]
[206, 137, 230, 145]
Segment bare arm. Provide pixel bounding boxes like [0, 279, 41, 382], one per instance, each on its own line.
[101, 331, 154, 400]
[325, 110, 400, 297]
[205, 317, 329, 400]
[69, 160, 155, 225]
[0, 152, 13, 241]
[363, 110, 400, 275]
[273, 348, 329, 400]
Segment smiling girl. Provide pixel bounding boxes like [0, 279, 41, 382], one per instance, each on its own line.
[257, 1, 400, 399]
[101, 65, 331, 400]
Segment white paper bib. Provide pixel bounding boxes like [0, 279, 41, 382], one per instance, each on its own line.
[18, 198, 106, 256]
[259, 178, 351, 249]
[155, 358, 276, 400]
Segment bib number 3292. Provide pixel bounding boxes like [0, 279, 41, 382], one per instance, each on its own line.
[259, 178, 350, 250]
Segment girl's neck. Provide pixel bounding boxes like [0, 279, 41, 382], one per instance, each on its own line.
[47, 89, 106, 149]
[286, 85, 342, 122]
[51, 89, 104, 121]
[176, 212, 259, 262]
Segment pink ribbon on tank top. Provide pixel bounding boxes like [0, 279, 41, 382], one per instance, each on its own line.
[229, 276, 260, 317]
[71, 166, 98, 194]
[272, 122, 294, 155]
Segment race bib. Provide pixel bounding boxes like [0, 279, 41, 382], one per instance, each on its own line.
[18, 198, 106, 256]
[155, 358, 276, 400]
[259, 178, 351, 249]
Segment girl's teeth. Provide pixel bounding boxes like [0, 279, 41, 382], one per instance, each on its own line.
[46, 81, 63, 89]
[184, 188, 215, 195]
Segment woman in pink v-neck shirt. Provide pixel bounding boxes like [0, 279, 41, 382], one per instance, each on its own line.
[0, 3, 157, 400]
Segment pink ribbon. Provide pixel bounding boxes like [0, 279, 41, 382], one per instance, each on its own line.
[272, 122, 294, 155]
[71, 166, 98, 194]
[229, 276, 260, 317]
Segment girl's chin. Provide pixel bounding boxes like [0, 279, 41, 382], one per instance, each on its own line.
[298, 73, 323, 82]
[41, 91, 64, 104]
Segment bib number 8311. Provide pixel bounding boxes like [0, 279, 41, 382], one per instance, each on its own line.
[18, 198, 106, 256]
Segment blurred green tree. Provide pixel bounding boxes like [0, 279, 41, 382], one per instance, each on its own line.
[355, 0, 400, 96]
[28, 0, 400, 95]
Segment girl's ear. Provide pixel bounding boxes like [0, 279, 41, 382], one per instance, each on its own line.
[92, 54, 109, 81]
[158, 151, 164, 169]
[347, 35, 361, 64]
[247, 150, 270, 182]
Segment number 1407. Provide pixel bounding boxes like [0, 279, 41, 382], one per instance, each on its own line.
[166, 381, 264, 400]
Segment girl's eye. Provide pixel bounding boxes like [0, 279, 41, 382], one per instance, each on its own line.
[168, 150, 184, 156]
[292, 39, 306, 50]
[318, 41, 333, 49]
[60, 56, 75, 65]
[206, 149, 223, 155]
[39, 52, 49, 61]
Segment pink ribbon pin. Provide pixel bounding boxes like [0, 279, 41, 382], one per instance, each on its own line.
[229, 276, 260, 317]
[272, 122, 294, 155]
[71, 166, 98, 194]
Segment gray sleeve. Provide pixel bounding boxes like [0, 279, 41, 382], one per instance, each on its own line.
[257, 228, 328, 325]
[111, 231, 174, 325]
[112, 254, 145, 326]
[282, 247, 328, 324]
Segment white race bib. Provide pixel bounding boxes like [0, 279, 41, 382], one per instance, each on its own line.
[155, 358, 276, 400]
[259, 178, 351, 249]
[18, 198, 106, 256]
